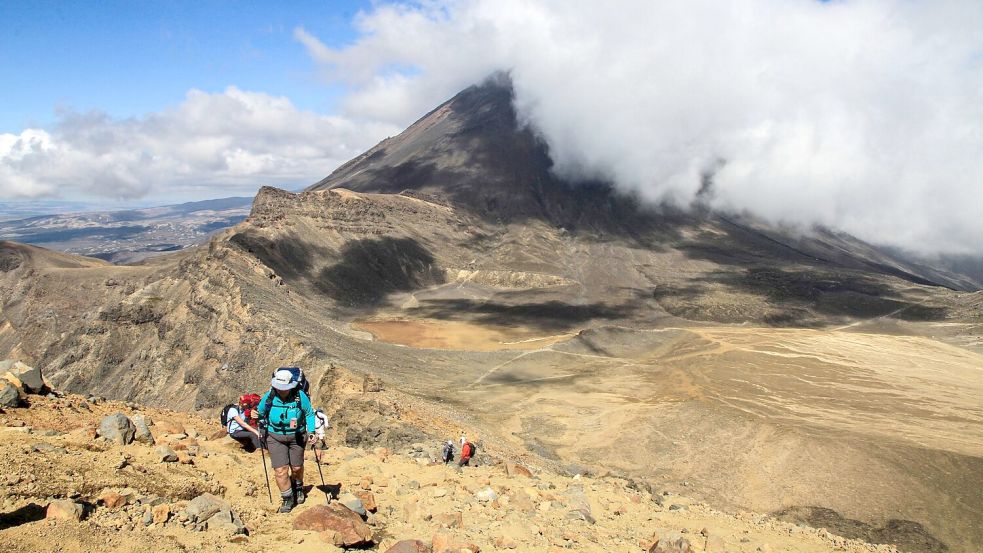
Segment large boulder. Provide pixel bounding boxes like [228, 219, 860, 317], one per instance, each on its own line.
[131, 414, 155, 445]
[293, 504, 373, 547]
[46, 500, 85, 521]
[3, 361, 44, 393]
[0, 380, 20, 408]
[97, 413, 136, 445]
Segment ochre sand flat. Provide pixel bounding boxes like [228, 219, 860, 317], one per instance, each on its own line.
[364, 320, 983, 552]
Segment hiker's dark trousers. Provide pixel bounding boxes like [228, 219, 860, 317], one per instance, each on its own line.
[230, 430, 261, 452]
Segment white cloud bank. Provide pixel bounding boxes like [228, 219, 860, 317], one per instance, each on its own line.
[3, 1, 981, 254]
[0, 87, 398, 201]
[298, 0, 983, 255]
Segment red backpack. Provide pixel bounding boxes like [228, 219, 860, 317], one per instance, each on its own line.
[239, 393, 261, 419]
[462, 442, 474, 459]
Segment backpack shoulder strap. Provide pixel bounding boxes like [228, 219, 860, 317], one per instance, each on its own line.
[261, 389, 275, 420]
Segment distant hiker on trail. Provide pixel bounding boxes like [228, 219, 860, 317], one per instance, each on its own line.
[459, 439, 476, 467]
[313, 407, 329, 450]
[258, 368, 316, 513]
[222, 394, 262, 452]
[442, 440, 455, 464]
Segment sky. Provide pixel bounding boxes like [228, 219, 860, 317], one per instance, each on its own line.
[1, 1, 982, 255]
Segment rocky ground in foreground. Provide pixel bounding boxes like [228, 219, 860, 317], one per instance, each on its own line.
[0, 369, 899, 553]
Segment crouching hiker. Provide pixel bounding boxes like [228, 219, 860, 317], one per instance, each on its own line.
[258, 368, 316, 513]
[222, 394, 263, 452]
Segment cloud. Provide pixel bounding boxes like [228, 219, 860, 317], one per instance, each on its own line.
[0, 87, 399, 201]
[296, 0, 983, 255]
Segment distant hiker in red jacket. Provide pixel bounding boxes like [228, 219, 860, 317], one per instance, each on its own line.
[459, 437, 476, 466]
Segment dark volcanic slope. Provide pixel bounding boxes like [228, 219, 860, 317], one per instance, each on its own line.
[310, 76, 977, 293]
[311, 74, 682, 236]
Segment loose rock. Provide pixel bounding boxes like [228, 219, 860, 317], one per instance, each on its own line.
[338, 492, 367, 516]
[432, 532, 479, 553]
[132, 414, 155, 445]
[97, 413, 136, 445]
[384, 540, 432, 553]
[0, 380, 20, 408]
[46, 499, 85, 522]
[184, 493, 228, 523]
[155, 445, 178, 463]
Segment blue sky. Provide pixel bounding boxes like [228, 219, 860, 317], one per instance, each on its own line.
[0, 1, 370, 132]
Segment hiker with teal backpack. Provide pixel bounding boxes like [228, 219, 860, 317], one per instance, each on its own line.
[258, 368, 316, 513]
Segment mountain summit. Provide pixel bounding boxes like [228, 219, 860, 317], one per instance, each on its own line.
[310, 74, 653, 232]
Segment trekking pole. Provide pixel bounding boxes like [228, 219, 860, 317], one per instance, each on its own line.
[259, 427, 273, 504]
[311, 440, 329, 504]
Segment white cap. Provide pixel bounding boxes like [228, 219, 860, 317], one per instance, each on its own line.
[271, 369, 297, 391]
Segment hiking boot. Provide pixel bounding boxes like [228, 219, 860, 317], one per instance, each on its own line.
[277, 494, 296, 513]
[292, 479, 306, 504]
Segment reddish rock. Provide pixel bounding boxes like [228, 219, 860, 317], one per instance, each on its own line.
[292, 504, 373, 546]
[505, 463, 533, 478]
[385, 540, 432, 553]
[355, 491, 378, 513]
[97, 490, 126, 509]
[152, 504, 170, 524]
[155, 420, 186, 435]
[209, 430, 228, 441]
[432, 532, 479, 553]
[435, 511, 463, 529]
